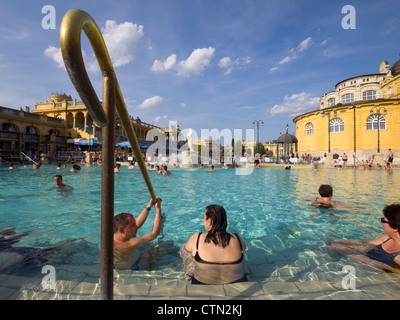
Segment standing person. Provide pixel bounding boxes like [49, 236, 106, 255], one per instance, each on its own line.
[114, 163, 121, 173]
[162, 165, 171, 175]
[113, 197, 163, 270]
[342, 153, 348, 166]
[181, 204, 247, 285]
[387, 148, 394, 169]
[49, 175, 73, 191]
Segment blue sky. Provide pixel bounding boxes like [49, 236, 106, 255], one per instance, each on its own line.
[1, 0, 400, 143]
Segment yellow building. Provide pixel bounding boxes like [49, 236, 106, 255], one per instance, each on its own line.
[33, 92, 163, 143]
[0, 93, 168, 162]
[0, 105, 65, 162]
[293, 59, 400, 166]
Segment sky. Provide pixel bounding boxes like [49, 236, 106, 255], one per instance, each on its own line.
[1, 0, 400, 144]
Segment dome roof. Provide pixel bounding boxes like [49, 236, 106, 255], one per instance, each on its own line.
[390, 59, 400, 77]
[277, 133, 298, 144]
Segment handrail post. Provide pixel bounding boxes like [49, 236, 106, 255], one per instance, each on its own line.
[100, 73, 116, 300]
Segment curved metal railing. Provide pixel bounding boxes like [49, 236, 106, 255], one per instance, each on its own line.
[60, 9, 157, 299]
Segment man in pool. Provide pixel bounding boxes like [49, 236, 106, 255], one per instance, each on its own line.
[305, 184, 336, 208]
[113, 197, 163, 270]
[49, 175, 73, 191]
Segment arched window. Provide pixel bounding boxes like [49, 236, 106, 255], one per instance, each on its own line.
[306, 123, 313, 136]
[363, 90, 377, 100]
[342, 93, 354, 103]
[0, 123, 19, 132]
[366, 115, 386, 131]
[329, 118, 344, 133]
[24, 126, 39, 134]
[49, 129, 62, 136]
[328, 98, 335, 107]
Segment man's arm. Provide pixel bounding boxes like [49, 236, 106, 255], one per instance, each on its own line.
[128, 197, 163, 248]
[136, 199, 155, 228]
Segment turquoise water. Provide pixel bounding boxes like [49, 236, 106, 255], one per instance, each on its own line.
[1, 164, 399, 282]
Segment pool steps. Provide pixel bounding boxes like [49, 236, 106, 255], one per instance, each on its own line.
[1, 266, 399, 300]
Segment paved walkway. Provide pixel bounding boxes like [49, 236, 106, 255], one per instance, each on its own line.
[1, 266, 399, 300]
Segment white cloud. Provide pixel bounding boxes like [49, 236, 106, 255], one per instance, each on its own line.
[180, 103, 187, 108]
[152, 54, 177, 72]
[279, 55, 296, 65]
[152, 47, 215, 77]
[270, 37, 312, 72]
[44, 46, 64, 69]
[45, 20, 143, 71]
[154, 115, 168, 122]
[268, 92, 320, 117]
[101, 20, 144, 67]
[297, 37, 312, 52]
[178, 47, 215, 76]
[138, 96, 164, 109]
[218, 56, 251, 75]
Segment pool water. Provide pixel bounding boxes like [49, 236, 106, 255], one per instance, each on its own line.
[1, 164, 399, 283]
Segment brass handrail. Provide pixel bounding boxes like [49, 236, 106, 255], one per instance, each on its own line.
[60, 9, 156, 201]
[60, 9, 157, 300]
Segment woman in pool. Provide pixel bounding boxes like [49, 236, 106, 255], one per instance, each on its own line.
[326, 203, 400, 273]
[181, 204, 247, 284]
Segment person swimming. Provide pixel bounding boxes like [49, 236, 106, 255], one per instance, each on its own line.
[326, 203, 400, 273]
[305, 184, 336, 208]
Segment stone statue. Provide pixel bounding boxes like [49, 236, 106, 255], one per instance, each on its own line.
[187, 128, 195, 152]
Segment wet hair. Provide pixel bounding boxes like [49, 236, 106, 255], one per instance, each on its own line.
[204, 204, 231, 248]
[319, 184, 333, 198]
[383, 203, 400, 230]
[113, 213, 133, 233]
[55, 175, 63, 180]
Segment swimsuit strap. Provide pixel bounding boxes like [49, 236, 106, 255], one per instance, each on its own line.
[195, 232, 202, 253]
[380, 237, 400, 254]
[232, 233, 244, 253]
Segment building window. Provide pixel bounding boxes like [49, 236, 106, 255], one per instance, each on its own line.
[0, 123, 19, 132]
[342, 93, 354, 104]
[366, 115, 386, 131]
[328, 98, 335, 107]
[363, 90, 377, 100]
[306, 123, 313, 136]
[330, 118, 344, 133]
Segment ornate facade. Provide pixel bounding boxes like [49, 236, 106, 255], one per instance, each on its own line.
[33, 93, 162, 142]
[293, 59, 400, 165]
[0, 93, 165, 161]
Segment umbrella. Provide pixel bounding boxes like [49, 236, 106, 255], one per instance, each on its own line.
[67, 138, 83, 144]
[74, 138, 102, 146]
[115, 141, 131, 148]
[140, 144, 150, 149]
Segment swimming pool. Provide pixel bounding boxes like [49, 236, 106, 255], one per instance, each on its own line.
[1, 164, 399, 283]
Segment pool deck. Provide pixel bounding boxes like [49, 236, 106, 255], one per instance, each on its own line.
[1, 266, 400, 300]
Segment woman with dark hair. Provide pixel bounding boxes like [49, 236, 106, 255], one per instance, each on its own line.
[181, 204, 247, 284]
[326, 203, 400, 273]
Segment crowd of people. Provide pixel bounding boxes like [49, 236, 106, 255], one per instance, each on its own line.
[3, 148, 399, 285]
[334, 149, 394, 170]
